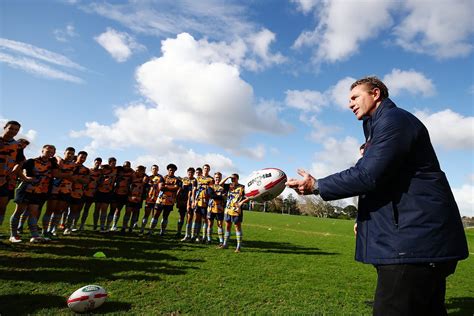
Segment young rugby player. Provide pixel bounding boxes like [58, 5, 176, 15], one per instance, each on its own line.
[93, 157, 117, 232]
[0, 121, 25, 234]
[177, 167, 196, 239]
[11, 145, 56, 243]
[140, 165, 163, 235]
[191, 164, 213, 242]
[109, 161, 133, 231]
[78, 157, 102, 231]
[206, 172, 227, 244]
[149, 164, 181, 236]
[63, 151, 89, 235]
[220, 174, 249, 252]
[42, 147, 76, 237]
[121, 165, 147, 233]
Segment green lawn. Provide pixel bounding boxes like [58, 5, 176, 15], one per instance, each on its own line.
[0, 204, 473, 315]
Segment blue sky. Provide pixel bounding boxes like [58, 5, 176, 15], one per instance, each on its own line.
[1, 0, 473, 216]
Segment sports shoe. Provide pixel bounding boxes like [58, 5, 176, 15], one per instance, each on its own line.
[9, 236, 22, 243]
[180, 236, 190, 242]
[219, 244, 228, 249]
[234, 248, 241, 253]
[30, 236, 45, 243]
[109, 226, 118, 232]
[63, 228, 71, 235]
[71, 228, 78, 232]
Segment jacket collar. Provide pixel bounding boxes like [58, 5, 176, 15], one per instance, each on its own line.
[362, 98, 396, 141]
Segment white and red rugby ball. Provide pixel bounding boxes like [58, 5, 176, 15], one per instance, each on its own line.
[67, 284, 108, 313]
[245, 168, 287, 203]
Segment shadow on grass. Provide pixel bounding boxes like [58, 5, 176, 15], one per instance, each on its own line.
[0, 294, 65, 315]
[446, 297, 474, 316]
[244, 239, 339, 255]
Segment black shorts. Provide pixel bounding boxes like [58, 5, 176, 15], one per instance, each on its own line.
[14, 183, 29, 204]
[224, 213, 243, 224]
[113, 194, 128, 205]
[156, 204, 173, 213]
[126, 201, 143, 209]
[24, 192, 48, 206]
[49, 193, 71, 203]
[0, 183, 10, 197]
[194, 206, 207, 217]
[95, 191, 112, 203]
[208, 212, 224, 221]
[69, 197, 84, 205]
[83, 195, 95, 204]
[145, 202, 155, 209]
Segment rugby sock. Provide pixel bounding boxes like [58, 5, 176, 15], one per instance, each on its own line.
[9, 210, 21, 237]
[99, 212, 107, 230]
[92, 210, 99, 230]
[185, 223, 191, 237]
[131, 211, 139, 229]
[28, 214, 40, 238]
[202, 223, 208, 239]
[236, 231, 242, 250]
[217, 227, 224, 243]
[150, 218, 158, 229]
[207, 225, 212, 241]
[223, 231, 230, 246]
[192, 222, 201, 238]
[140, 216, 149, 232]
[160, 219, 168, 234]
[42, 212, 52, 233]
[18, 211, 27, 231]
[0, 214, 4, 226]
[80, 207, 89, 229]
[111, 212, 120, 229]
[177, 219, 184, 234]
[106, 209, 115, 229]
[122, 213, 131, 230]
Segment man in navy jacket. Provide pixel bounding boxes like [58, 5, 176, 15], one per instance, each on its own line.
[287, 77, 468, 315]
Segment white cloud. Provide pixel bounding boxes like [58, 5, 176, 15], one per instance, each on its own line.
[310, 136, 361, 179]
[54, 23, 78, 42]
[415, 109, 474, 150]
[328, 76, 356, 110]
[452, 183, 474, 217]
[300, 115, 341, 142]
[394, 0, 474, 59]
[285, 89, 327, 112]
[383, 69, 435, 97]
[0, 52, 83, 83]
[0, 38, 84, 70]
[292, 0, 395, 63]
[73, 33, 289, 161]
[244, 29, 286, 71]
[94, 28, 144, 62]
[290, 0, 318, 14]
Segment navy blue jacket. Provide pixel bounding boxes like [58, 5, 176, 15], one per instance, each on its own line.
[318, 98, 468, 265]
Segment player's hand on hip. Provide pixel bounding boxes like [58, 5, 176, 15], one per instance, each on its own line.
[285, 169, 316, 195]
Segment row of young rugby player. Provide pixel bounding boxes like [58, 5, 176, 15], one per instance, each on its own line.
[9, 144, 249, 252]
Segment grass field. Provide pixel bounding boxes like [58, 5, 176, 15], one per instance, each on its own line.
[0, 204, 473, 315]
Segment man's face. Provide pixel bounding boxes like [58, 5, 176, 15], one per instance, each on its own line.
[109, 159, 117, 168]
[64, 149, 75, 161]
[187, 170, 195, 178]
[214, 173, 222, 183]
[77, 153, 87, 164]
[136, 168, 145, 177]
[167, 168, 175, 176]
[94, 160, 102, 168]
[3, 124, 20, 140]
[203, 165, 210, 176]
[123, 161, 131, 169]
[151, 166, 158, 175]
[42, 146, 55, 159]
[348, 84, 378, 120]
[196, 170, 202, 177]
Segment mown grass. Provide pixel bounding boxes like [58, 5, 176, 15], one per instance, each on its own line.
[0, 203, 473, 315]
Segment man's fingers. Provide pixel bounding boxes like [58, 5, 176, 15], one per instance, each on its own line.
[297, 169, 308, 177]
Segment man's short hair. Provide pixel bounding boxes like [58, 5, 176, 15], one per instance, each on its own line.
[167, 163, 177, 171]
[152, 164, 158, 169]
[137, 165, 146, 171]
[18, 138, 30, 146]
[351, 76, 389, 99]
[65, 147, 75, 152]
[203, 164, 210, 169]
[43, 144, 55, 150]
[214, 172, 222, 177]
[196, 167, 203, 172]
[94, 157, 102, 163]
[232, 173, 239, 180]
[78, 151, 88, 156]
[108, 157, 117, 163]
[4, 120, 21, 129]
[187, 167, 195, 173]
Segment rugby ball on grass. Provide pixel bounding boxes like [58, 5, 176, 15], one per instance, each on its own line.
[245, 168, 287, 202]
[67, 285, 108, 313]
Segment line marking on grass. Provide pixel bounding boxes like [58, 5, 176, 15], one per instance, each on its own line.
[246, 223, 354, 238]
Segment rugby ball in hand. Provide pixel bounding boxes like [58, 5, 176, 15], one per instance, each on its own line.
[245, 168, 287, 202]
[67, 285, 108, 313]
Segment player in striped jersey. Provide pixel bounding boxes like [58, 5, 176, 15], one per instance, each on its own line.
[63, 151, 90, 235]
[139, 165, 163, 235]
[93, 157, 117, 232]
[149, 164, 181, 236]
[177, 167, 196, 239]
[121, 165, 147, 233]
[0, 121, 25, 234]
[109, 161, 134, 231]
[206, 172, 227, 244]
[78, 157, 102, 231]
[220, 174, 249, 252]
[191, 164, 214, 242]
[42, 147, 76, 237]
[10, 145, 56, 243]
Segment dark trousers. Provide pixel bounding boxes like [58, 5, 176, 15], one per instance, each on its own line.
[373, 262, 457, 316]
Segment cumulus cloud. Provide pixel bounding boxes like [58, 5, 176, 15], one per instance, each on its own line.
[54, 23, 78, 42]
[290, 0, 318, 14]
[94, 28, 145, 62]
[0, 38, 84, 83]
[452, 183, 474, 217]
[394, 0, 474, 59]
[383, 69, 435, 97]
[72, 33, 289, 163]
[244, 29, 286, 71]
[293, 0, 395, 63]
[285, 89, 327, 112]
[415, 109, 474, 150]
